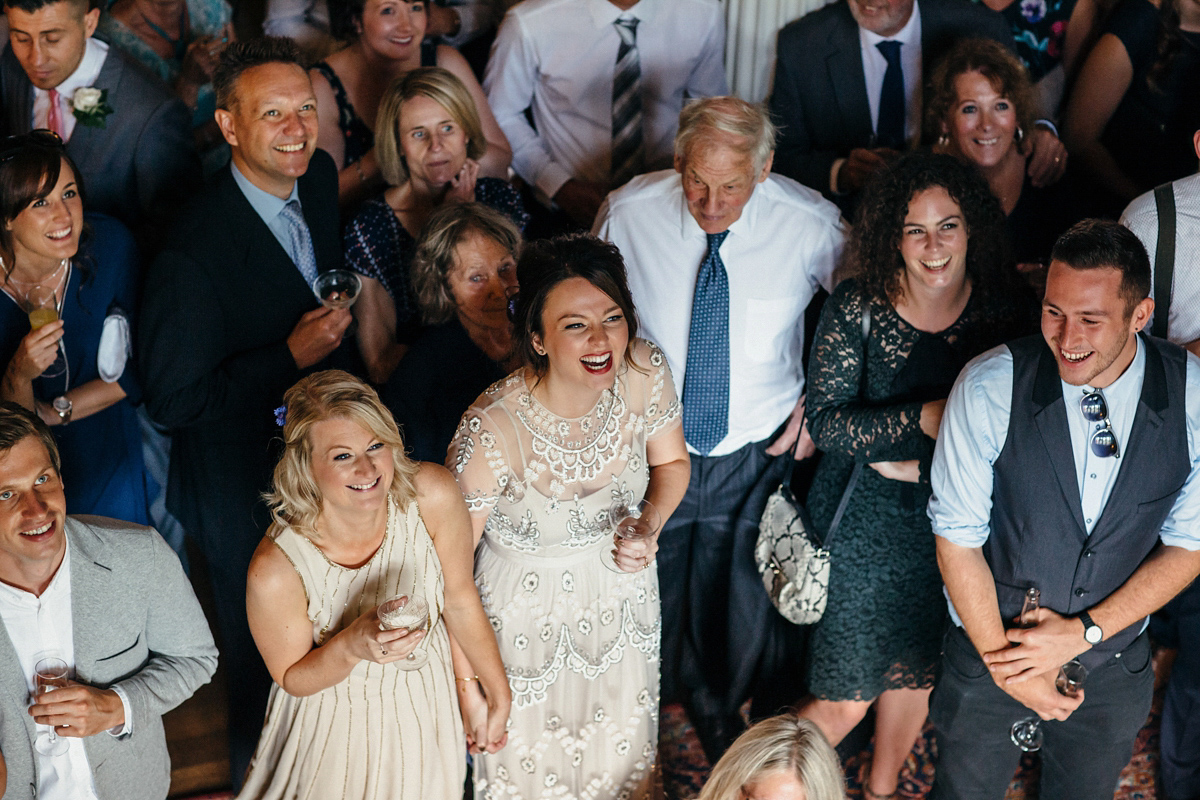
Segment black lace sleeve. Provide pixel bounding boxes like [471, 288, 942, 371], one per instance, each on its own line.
[806, 280, 925, 460]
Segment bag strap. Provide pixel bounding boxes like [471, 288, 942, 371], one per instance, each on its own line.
[823, 302, 872, 548]
[1152, 182, 1176, 340]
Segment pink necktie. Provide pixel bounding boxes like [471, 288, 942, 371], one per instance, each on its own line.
[46, 88, 63, 137]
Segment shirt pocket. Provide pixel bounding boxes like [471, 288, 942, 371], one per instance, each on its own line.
[742, 297, 799, 363]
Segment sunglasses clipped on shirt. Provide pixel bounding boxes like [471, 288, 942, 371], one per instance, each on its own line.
[0, 129, 65, 164]
[1080, 390, 1120, 458]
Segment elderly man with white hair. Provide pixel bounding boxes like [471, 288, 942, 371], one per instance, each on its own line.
[594, 96, 846, 760]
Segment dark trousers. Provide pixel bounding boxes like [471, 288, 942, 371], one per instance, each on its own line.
[930, 625, 1153, 800]
[658, 438, 799, 759]
[1162, 581, 1200, 800]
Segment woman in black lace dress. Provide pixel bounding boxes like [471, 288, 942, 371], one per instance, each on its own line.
[799, 153, 1037, 799]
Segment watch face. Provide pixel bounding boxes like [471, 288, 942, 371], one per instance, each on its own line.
[53, 397, 70, 413]
[1085, 626, 1102, 644]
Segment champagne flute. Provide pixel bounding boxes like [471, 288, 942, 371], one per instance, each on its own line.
[600, 498, 661, 573]
[1010, 587, 1044, 751]
[33, 656, 70, 756]
[377, 594, 431, 670]
[26, 284, 66, 378]
[313, 270, 362, 310]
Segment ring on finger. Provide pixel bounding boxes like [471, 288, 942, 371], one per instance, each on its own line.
[381, 644, 388, 656]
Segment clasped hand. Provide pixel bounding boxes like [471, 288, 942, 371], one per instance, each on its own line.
[30, 682, 124, 737]
[459, 679, 509, 755]
[982, 607, 1090, 686]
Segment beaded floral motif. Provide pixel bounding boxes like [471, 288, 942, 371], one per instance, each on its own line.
[518, 386, 626, 493]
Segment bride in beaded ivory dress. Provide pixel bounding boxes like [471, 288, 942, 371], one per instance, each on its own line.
[448, 237, 690, 800]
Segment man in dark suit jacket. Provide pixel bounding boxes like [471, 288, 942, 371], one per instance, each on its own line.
[769, 0, 1066, 206]
[0, 0, 199, 246]
[138, 36, 351, 787]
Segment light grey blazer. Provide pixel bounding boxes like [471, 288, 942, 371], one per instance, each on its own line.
[0, 516, 218, 800]
[0, 41, 201, 239]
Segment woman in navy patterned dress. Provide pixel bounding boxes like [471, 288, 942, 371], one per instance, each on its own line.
[345, 67, 528, 385]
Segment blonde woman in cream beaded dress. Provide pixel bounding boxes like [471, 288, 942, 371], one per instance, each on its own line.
[238, 370, 510, 800]
[448, 236, 691, 800]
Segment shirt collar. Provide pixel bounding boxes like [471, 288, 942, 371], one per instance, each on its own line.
[859, 0, 921, 49]
[589, 0, 656, 28]
[0, 535, 71, 605]
[43, 37, 108, 98]
[1071, 335, 1146, 408]
[230, 161, 301, 226]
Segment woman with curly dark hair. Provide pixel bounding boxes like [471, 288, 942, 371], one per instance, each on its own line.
[797, 152, 1037, 799]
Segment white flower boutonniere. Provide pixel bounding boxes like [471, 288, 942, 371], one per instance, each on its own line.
[70, 87, 114, 129]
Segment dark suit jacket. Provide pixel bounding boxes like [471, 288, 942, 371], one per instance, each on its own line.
[137, 149, 344, 553]
[769, 0, 1011, 199]
[0, 42, 200, 246]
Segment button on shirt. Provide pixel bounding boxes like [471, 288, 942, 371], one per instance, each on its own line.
[595, 169, 845, 456]
[230, 162, 306, 266]
[484, 0, 727, 199]
[32, 38, 109, 143]
[0, 544, 111, 800]
[929, 339, 1200, 622]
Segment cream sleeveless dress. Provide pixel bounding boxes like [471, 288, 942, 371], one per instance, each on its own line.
[449, 339, 682, 800]
[237, 497, 466, 800]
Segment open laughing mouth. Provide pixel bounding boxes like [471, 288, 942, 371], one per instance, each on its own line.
[348, 476, 381, 491]
[275, 143, 306, 153]
[1060, 349, 1093, 365]
[46, 227, 72, 241]
[581, 353, 613, 374]
[921, 256, 950, 271]
[20, 519, 54, 540]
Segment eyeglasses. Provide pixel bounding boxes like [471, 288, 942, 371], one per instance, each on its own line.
[1080, 390, 1120, 458]
[0, 130, 65, 164]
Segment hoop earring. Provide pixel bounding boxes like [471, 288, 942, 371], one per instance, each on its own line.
[937, 132, 949, 148]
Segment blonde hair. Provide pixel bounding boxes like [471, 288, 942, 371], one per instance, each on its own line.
[674, 96, 777, 174]
[264, 370, 420, 540]
[697, 715, 846, 800]
[375, 67, 487, 187]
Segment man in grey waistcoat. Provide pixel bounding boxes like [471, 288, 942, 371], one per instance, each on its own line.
[0, 402, 217, 800]
[927, 219, 1200, 800]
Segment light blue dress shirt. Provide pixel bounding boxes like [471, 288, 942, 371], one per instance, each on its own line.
[929, 337, 1200, 624]
[230, 162, 304, 267]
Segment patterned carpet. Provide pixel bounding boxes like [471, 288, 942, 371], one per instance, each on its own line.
[658, 687, 1164, 800]
[179, 690, 1164, 800]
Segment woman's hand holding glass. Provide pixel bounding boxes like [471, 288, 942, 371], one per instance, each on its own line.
[7, 318, 64, 383]
[339, 602, 425, 665]
[603, 499, 662, 573]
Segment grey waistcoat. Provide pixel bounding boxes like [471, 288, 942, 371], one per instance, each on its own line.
[987, 334, 1190, 670]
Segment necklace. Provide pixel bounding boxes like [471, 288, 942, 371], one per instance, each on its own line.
[4, 258, 67, 289]
[138, 3, 189, 62]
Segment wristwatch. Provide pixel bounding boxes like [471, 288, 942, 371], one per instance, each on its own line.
[1079, 610, 1103, 645]
[52, 395, 72, 427]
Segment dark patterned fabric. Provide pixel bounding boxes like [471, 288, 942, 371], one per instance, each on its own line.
[312, 41, 437, 168]
[974, 0, 1076, 81]
[343, 177, 529, 342]
[802, 278, 1036, 701]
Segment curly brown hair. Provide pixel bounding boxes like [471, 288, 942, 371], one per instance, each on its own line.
[924, 38, 1036, 152]
[850, 151, 1014, 305]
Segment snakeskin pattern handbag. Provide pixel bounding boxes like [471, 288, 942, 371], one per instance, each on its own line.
[754, 303, 870, 625]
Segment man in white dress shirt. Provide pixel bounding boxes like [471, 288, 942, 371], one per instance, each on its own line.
[485, 0, 726, 228]
[595, 96, 845, 760]
[0, 402, 217, 800]
[928, 220, 1200, 799]
[1120, 129, 1200, 800]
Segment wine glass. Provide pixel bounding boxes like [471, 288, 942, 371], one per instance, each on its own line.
[1009, 660, 1088, 752]
[377, 593, 431, 670]
[600, 498, 661, 573]
[33, 656, 70, 756]
[313, 270, 362, 310]
[26, 284, 66, 379]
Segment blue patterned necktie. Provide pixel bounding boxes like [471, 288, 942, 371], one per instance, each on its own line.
[682, 231, 730, 455]
[876, 40, 905, 150]
[279, 199, 320, 289]
[611, 17, 644, 187]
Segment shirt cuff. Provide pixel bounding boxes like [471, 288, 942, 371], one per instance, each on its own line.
[107, 685, 133, 738]
[1033, 118, 1059, 138]
[830, 157, 848, 196]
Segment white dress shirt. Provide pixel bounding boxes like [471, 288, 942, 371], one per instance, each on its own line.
[1121, 171, 1200, 347]
[484, 0, 727, 200]
[32, 38, 108, 142]
[595, 168, 845, 456]
[929, 340, 1200, 622]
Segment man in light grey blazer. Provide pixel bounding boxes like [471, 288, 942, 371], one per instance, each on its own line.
[0, 0, 200, 248]
[0, 403, 217, 800]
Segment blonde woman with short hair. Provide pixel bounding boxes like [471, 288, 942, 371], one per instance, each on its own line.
[699, 715, 846, 800]
[238, 370, 510, 799]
